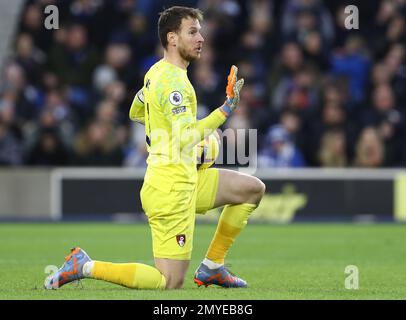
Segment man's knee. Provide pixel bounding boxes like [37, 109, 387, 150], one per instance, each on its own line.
[254, 177, 266, 197]
[164, 274, 185, 289]
[244, 176, 266, 204]
[155, 258, 189, 290]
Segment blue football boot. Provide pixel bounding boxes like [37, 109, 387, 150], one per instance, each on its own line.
[44, 247, 91, 289]
[193, 263, 247, 288]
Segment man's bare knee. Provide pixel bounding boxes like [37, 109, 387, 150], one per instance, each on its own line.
[155, 258, 189, 290]
[244, 176, 266, 205]
[215, 169, 266, 207]
[256, 178, 266, 197]
[164, 275, 185, 289]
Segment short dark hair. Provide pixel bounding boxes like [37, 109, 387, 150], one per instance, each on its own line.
[158, 6, 203, 49]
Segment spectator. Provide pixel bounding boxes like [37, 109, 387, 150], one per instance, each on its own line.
[302, 30, 330, 71]
[383, 44, 406, 105]
[0, 118, 23, 166]
[279, 109, 306, 154]
[2, 62, 38, 121]
[330, 35, 371, 105]
[318, 129, 347, 167]
[47, 23, 100, 119]
[238, 0, 274, 87]
[94, 98, 128, 146]
[370, 62, 393, 87]
[258, 125, 306, 168]
[14, 33, 45, 87]
[268, 42, 304, 97]
[238, 80, 269, 135]
[25, 126, 71, 166]
[0, 90, 23, 141]
[103, 42, 134, 88]
[100, 80, 128, 119]
[42, 89, 77, 142]
[305, 90, 358, 166]
[281, 0, 335, 46]
[353, 126, 384, 167]
[47, 23, 100, 87]
[71, 120, 123, 166]
[19, 3, 53, 52]
[386, 14, 406, 45]
[370, 0, 403, 58]
[272, 65, 320, 113]
[362, 84, 405, 166]
[192, 61, 222, 112]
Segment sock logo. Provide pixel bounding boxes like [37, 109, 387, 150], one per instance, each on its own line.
[176, 234, 186, 247]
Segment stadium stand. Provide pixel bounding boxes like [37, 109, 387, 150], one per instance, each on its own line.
[0, 0, 405, 168]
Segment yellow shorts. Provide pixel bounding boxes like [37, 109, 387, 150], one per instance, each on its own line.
[196, 168, 219, 214]
[140, 168, 219, 260]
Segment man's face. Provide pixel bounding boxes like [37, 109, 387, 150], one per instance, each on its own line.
[175, 17, 204, 62]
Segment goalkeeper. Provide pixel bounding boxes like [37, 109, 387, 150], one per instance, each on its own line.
[45, 6, 265, 290]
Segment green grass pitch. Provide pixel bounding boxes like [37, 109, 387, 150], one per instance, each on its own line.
[0, 222, 405, 300]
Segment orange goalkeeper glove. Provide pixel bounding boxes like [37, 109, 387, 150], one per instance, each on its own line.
[220, 65, 244, 117]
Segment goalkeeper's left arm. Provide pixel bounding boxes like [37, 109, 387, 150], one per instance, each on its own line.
[129, 87, 224, 144]
[129, 65, 243, 131]
[129, 88, 145, 124]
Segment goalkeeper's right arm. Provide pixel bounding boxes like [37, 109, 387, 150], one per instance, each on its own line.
[129, 88, 145, 124]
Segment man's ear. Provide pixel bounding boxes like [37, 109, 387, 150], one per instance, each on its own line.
[167, 32, 177, 47]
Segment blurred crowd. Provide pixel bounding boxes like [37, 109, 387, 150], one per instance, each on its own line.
[0, 0, 406, 168]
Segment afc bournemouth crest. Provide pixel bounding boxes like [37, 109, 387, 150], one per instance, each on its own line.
[176, 234, 186, 247]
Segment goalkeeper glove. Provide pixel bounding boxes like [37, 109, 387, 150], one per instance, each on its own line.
[220, 65, 244, 117]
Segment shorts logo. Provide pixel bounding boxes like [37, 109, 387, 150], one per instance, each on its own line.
[169, 91, 183, 106]
[176, 234, 186, 247]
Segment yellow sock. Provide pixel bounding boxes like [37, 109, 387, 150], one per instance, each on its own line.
[206, 203, 257, 264]
[91, 261, 166, 289]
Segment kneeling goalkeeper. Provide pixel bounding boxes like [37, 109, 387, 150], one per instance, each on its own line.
[45, 6, 265, 290]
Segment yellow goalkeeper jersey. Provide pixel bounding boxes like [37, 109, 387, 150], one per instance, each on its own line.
[141, 59, 226, 192]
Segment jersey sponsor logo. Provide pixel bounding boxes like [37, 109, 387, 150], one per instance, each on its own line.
[169, 91, 183, 106]
[176, 234, 186, 247]
[171, 106, 186, 115]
